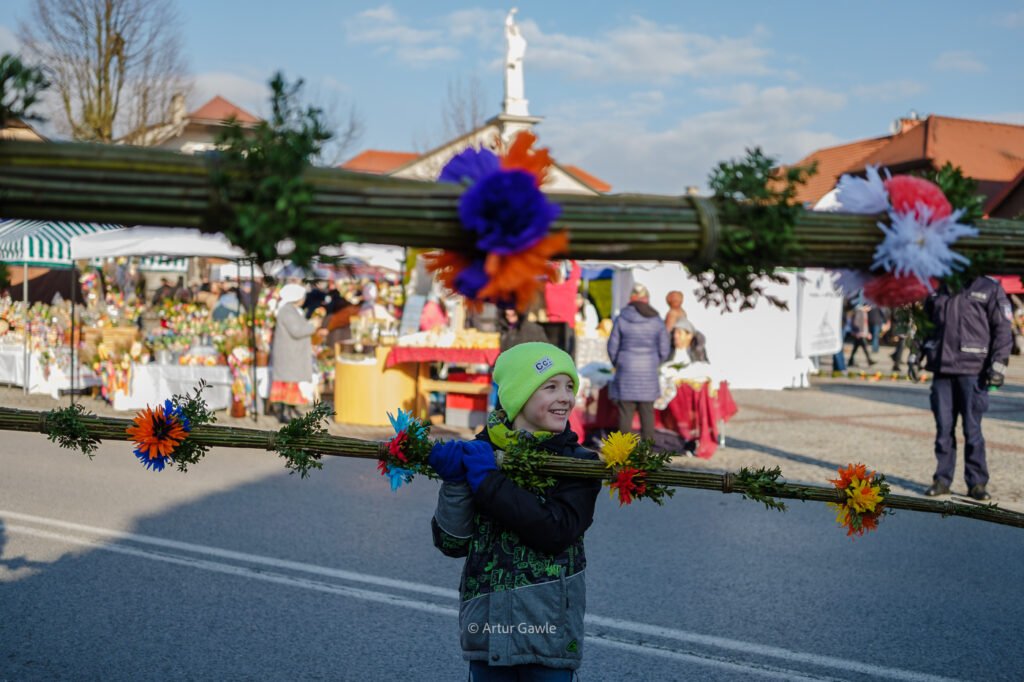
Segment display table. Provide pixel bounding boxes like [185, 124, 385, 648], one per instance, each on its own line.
[386, 346, 498, 420]
[0, 344, 100, 398]
[384, 346, 499, 368]
[573, 381, 737, 458]
[110, 364, 273, 412]
[335, 346, 417, 426]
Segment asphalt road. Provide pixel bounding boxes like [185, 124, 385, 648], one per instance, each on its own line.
[2, 429, 1022, 681]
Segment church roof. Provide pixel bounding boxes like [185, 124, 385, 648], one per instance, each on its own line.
[189, 96, 260, 125]
[340, 150, 421, 175]
[561, 164, 612, 193]
[340, 145, 612, 193]
[786, 115, 1024, 206]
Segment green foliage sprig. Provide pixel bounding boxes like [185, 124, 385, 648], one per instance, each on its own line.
[700, 148, 816, 311]
[45, 403, 101, 458]
[626, 439, 676, 506]
[211, 73, 333, 266]
[499, 439, 558, 494]
[167, 379, 218, 472]
[274, 401, 334, 478]
[0, 54, 49, 125]
[735, 466, 788, 512]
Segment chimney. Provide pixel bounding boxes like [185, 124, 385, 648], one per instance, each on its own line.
[171, 93, 186, 125]
[897, 110, 923, 135]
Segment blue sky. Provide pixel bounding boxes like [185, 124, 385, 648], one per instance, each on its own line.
[2, 1, 1023, 193]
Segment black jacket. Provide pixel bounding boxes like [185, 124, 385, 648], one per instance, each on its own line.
[430, 427, 600, 669]
[924, 276, 1013, 375]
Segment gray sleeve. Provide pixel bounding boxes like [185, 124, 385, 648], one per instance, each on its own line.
[433, 481, 475, 538]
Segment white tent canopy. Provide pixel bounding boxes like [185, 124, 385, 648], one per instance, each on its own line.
[70, 226, 247, 260]
[580, 261, 843, 390]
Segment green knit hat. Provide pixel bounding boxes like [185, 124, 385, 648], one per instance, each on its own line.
[493, 342, 579, 422]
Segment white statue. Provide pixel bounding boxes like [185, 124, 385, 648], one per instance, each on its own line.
[503, 8, 529, 116]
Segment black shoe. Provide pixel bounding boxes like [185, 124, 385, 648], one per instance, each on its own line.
[924, 481, 951, 496]
[968, 484, 991, 501]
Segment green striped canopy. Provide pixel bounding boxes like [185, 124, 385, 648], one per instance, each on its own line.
[0, 220, 188, 271]
[0, 219, 121, 268]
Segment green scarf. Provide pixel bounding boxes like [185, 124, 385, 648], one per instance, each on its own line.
[486, 409, 552, 451]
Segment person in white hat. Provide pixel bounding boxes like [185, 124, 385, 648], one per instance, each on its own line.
[269, 284, 322, 422]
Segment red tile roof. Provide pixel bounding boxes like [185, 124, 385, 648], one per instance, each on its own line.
[189, 96, 260, 125]
[562, 164, 612, 193]
[786, 136, 893, 205]
[789, 115, 1024, 206]
[340, 150, 420, 175]
[985, 166, 1024, 217]
[341, 150, 611, 192]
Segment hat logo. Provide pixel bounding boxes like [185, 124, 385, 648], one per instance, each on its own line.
[534, 357, 553, 373]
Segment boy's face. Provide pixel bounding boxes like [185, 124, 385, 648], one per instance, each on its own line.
[514, 373, 577, 434]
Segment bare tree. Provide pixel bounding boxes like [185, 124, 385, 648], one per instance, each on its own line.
[306, 86, 364, 167]
[19, 0, 191, 143]
[442, 73, 488, 140]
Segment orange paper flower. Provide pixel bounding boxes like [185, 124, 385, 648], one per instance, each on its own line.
[126, 404, 188, 471]
[499, 130, 553, 186]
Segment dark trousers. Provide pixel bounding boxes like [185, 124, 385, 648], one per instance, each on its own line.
[848, 337, 874, 366]
[930, 373, 989, 488]
[470, 661, 573, 681]
[616, 400, 656, 441]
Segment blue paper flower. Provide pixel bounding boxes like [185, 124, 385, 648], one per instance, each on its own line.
[134, 446, 170, 471]
[387, 408, 426, 440]
[458, 170, 561, 255]
[163, 399, 192, 432]
[455, 259, 489, 299]
[387, 466, 415, 492]
[439, 147, 501, 185]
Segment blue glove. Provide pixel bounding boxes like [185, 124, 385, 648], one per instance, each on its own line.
[463, 440, 498, 492]
[428, 440, 467, 483]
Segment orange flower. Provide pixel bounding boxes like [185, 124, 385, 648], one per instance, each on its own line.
[126, 405, 188, 469]
[475, 232, 570, 311]
[829, 463, 868, 489]
[499, 131, 553, 186]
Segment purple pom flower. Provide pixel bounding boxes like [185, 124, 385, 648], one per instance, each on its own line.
[455, 259, 489, 298]
[439, 147, 501, 185]
[459, 170, 561, 254]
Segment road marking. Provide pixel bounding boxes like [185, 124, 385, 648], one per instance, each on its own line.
[3, 511, 964, 682]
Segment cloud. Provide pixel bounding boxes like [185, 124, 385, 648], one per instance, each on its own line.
[191, 72, 269, 117]
[0, 24, 21, 54]
[344, 4, 459, 65]
[523, 16, 774, 84]
[851, 80, 927, 101]
[932, 50, 987, 73]
[543, 85, 845, 194]
[995, 9, 1024, 28]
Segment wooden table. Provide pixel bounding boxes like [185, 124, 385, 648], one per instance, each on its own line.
[385, 346, 499, 420]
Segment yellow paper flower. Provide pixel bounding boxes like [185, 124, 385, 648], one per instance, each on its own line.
[845, 478, 882, 514]
[599, 431, 639, 468]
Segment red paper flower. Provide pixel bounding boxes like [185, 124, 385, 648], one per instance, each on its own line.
[387, 431, 409, 463]
[883, 175, 952, 223]
[609, 467, 647, 506]
[863, 273, 937, 308]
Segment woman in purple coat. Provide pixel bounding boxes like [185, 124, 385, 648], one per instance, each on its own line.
[608, 283, 671, 441]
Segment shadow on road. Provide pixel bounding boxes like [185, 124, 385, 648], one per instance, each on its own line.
[816, 382, 1024, 424]
[725, 435, 928, 493]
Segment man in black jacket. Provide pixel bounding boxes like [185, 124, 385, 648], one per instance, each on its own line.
[922, 276, 1013, 500]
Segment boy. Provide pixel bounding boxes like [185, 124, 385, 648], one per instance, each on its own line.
[429, 342, 601, 681]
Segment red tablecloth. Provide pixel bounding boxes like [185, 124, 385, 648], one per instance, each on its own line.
[385, 346, 500, 368]
[573, 382, 737, 458]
